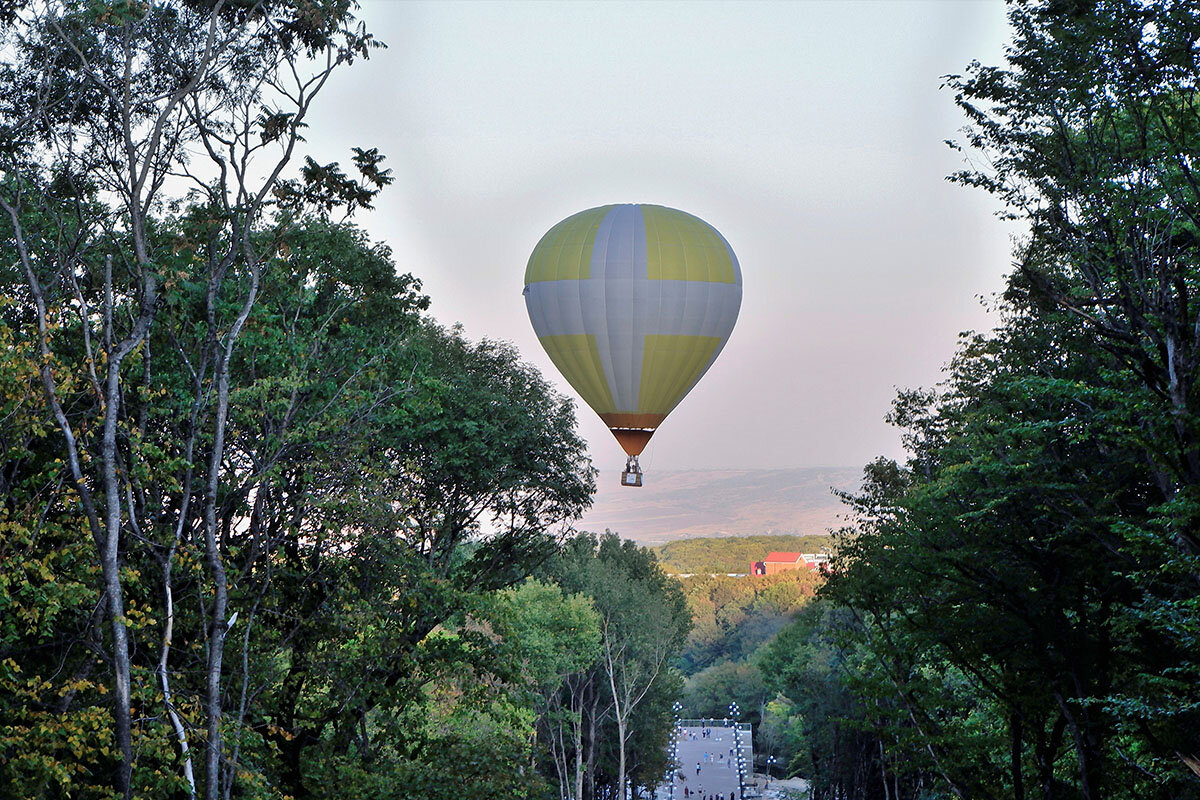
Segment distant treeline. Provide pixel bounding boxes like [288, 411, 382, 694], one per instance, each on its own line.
[654, 534, 835, 574]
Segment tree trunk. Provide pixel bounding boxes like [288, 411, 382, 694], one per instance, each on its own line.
[879, 738, 890, 800]
[586, 685, 600, 800]
[1055, 690, 1100, 800]
[159, 557, 196, 799]
[574, 682, 586, 800]
[1010, 711, 1024, 800]
[615, 714, 627, 800]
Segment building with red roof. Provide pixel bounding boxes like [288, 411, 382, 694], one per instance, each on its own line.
[750, 551, 830, 576]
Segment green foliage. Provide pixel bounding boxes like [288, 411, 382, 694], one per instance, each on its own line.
[754, 3, 1200, 798]
[682, 659, 767, 721]
[0, 3, 606, 799]
[0, 318, 117, 799]
[536, 532, 692, 800]
[0, 209, 595, 798]
[494, 579, 602, 692]
[678, 571, 821, 674]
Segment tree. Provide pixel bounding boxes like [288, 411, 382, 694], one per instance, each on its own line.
[0, 316, 117, 799]
[767, 237, 1200, 798]
[544, 532, 690, 800]
[0, 5, 602, 800]
[758, 602, 903, 800]
[812, 306, 1194, 798]
[949, 2, 1200, 524]
[0, 203, 595, 800]
[210, 311, 594, 799]
[494, 580, 602, 800]
[0, 2, 382, 797]
[947, 0, 1200, 782]
[682, 660, 768, 725]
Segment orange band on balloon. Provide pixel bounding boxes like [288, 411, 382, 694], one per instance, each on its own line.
[600, 413, 667, 456]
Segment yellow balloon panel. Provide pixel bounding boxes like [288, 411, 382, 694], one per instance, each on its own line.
[638, 335, 723, 414]
[537, 334, 615, 414]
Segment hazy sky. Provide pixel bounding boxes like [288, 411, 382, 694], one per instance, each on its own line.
[304, 0, 1015, 474]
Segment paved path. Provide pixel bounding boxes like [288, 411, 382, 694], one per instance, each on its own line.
[662, 725, 744, 800]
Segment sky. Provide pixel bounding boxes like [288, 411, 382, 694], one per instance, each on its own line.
[303, 0, 1016, 474]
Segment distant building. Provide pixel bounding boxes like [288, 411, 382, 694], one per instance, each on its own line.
[750, 551, 830, 576]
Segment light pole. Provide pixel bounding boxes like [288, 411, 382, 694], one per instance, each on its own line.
[728, 702, 742, 799]
[669, 701, 682, 800]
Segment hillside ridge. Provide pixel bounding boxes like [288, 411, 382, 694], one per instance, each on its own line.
[576, 465, 860, 544]
[654, 533, 837, 575]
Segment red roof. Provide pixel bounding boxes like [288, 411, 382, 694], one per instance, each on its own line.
[764, 552, 803, 563]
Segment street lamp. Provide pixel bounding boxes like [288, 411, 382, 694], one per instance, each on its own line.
[672, 707, 681, 772]
[670, 697, 682, 800]
[728, 703, 744, 800]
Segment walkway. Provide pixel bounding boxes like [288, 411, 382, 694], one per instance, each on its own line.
[662, 725, 746, 800]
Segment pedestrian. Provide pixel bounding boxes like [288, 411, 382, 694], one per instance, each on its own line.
[696, 762, 701, 775]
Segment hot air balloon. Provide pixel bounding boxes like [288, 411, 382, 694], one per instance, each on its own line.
[523, 204, 742, 486]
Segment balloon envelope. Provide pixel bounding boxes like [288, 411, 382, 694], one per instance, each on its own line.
[523, 204, 742, 456]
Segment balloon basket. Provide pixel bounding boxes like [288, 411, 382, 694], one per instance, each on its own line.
[621, 456, 643, 488]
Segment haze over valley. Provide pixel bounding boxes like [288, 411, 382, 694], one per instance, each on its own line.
[578, 466, 859, 544]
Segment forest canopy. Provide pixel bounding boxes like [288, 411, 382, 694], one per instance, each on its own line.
[752, 1, 1200, 798]
[0, 3, 693, 799]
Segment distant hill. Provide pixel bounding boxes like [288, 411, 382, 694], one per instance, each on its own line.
[575, 466, 860, 544]
[654, 534, 836, 575]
